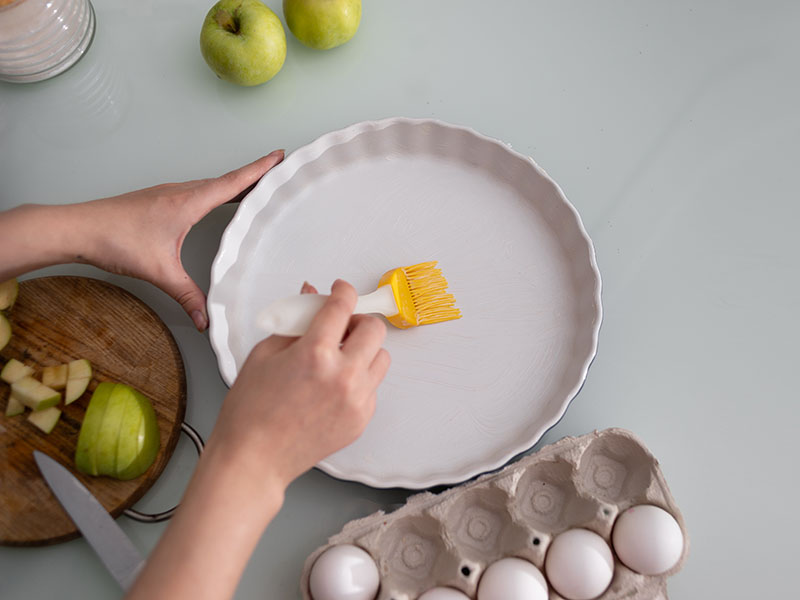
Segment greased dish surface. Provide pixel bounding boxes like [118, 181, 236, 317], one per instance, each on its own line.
[208, 118, 602, 488]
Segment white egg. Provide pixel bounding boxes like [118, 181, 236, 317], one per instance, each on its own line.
[545, 528, 614, 600]
[418, 587, 471, 600]
[612, 504, 684, 575]
[476, 557, 548, 600]
[308, 544, 380, 600]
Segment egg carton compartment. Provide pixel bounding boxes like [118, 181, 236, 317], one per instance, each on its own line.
[301, 428, 688, 600]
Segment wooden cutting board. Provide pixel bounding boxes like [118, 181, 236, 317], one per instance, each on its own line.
[0, 276, 186, 546]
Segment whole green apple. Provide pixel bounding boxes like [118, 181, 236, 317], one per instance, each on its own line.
[283, 0, 361, 50]
[200, 0, 287, 86]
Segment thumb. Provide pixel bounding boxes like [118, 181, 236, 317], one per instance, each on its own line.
[200, 150, 285, 215]
[161, 268, 209, 331]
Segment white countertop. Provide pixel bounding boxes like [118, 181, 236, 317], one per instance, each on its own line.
[1, 1, 798, 597]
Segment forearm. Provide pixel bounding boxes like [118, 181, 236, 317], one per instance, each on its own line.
[0, 203, 93, 280]
[126, 434, 286, 600]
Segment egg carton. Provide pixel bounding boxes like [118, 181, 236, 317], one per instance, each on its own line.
[300, 428, 688, 600]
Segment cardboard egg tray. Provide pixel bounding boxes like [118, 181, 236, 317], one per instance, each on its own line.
[300, 428, 688, 600]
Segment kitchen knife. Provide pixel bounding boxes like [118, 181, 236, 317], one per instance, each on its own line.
[33, 450, 145, 591]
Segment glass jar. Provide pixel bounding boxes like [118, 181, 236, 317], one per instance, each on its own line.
[0, 0, 95, 83]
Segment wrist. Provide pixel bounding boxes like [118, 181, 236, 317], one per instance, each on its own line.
[0, 203, 95, 279]
[201, 425, 290, 509]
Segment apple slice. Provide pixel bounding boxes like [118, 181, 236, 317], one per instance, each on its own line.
[68, 358, 92, 379]
[93, 385, 128, 476]
[42, 364, 69, 390]
[1, 358, 34, 384]
[10, 376, 61, 411]
[0, 278, 18, 310]
[75, 382, 115, 476]
[0, 313, 10, 352]
[114, 385, 160, 480]
[114, 391, 144, 478]
[27, 406, 62, 434]
[5, 392, 25, 417]
[64, 359, 92, 404]
[65, 376, 91, 405]
[75, 382, 160, 480]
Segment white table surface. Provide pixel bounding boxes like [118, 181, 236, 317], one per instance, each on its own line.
[1, 1, 798, 598]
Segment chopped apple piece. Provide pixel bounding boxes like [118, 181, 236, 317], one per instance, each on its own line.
[5, 392, 25, 417]
[64, 359, 92, 404]
[10, 376, 60, 411]
[27, 406, 61, 434]
[1, 358, 34, 384]
[68, 358, 92, 379]
[0, 278, 18, 310]
[42, 364, 69, 390]
[65, 377, 90, 405]
[0, 313, 10, 352]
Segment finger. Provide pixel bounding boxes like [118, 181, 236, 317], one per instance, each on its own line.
[368, 348, 391, 386]
[158, 267, 209, 331]
[342, 315, 386, 363]
[304, 279, 358, 346]
[300, 281, 318, 294]
[200, 150, 285, 214]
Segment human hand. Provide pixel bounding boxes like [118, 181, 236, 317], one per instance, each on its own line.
[210, 279, 391, 487]
[126, 280, 388, 600]
[76, 151, 284, 330]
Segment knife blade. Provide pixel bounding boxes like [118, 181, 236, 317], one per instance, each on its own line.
[33, 450, 145, 591]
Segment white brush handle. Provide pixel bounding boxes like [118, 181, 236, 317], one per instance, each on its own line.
[256, 286, 398, 336]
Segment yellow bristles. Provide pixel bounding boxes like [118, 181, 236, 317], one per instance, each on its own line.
[378, 261, 461, 328]
[401, 262, 462, 325]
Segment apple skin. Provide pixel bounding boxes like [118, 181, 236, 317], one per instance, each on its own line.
[200, 0, 287, 86]
[75, 383, 160, 480]
[65, 358, 92, 404]
[114, 385, 160, 481]
[283, 0, 361, 50]
[75, 382, 115, 476]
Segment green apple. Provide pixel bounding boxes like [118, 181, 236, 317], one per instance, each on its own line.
[75, 382, 160, 480]
[200, 0, 287, 86]
[93, 385, 129, 475]
[1, 358, 34, 384]
[27, 406, 61, 434]
[283, 0, 361, 50]
[64, 358, 92, 405]
[0, 313, 10, 352]
[10, 376, 60, 411]
[0, 278, 18, 310]
[75, 382, 114, 476]
[5, 392, 25, 417]
[42, 364, 69, 390]
[114, 386, 160, 481]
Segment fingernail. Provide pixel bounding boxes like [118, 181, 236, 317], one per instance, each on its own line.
[191, 310, 207, 332]
[301, 281, 311, 293]
[269, 149, 285, 158]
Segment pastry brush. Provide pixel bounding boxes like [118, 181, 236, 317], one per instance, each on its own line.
[257, 261, 461, 336]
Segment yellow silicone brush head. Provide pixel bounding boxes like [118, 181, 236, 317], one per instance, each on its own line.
[379, 261, 462, 329]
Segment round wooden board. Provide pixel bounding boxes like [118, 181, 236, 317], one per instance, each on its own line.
[0, 276, 186, 546]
